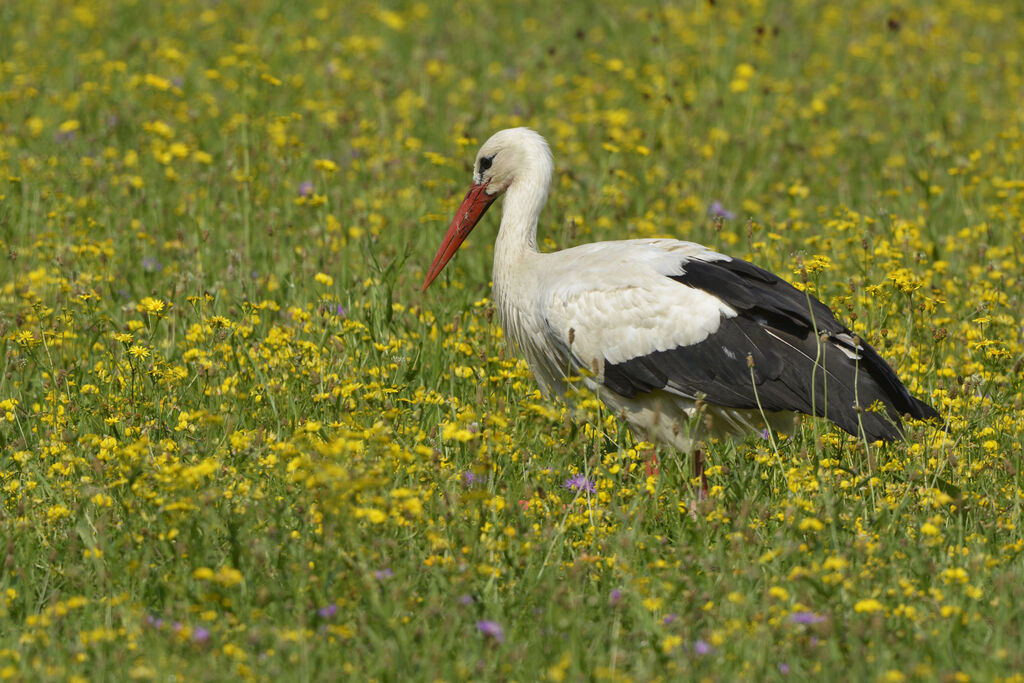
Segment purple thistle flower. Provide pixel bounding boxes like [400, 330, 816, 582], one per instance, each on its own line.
[609, 588, 623, 606]
[458, 594, 474, 606]
[708, 200, 736, 220]
[298, 181, 314, 197]
[318, 604, 338, 618]
[562, 474, 596, 493]
[693, 639, 713, 655]
[192, 626, 211, 644]
[476, 620, 505, 643]
[789, 611, 826, 625]
[779, 663, 790, 674]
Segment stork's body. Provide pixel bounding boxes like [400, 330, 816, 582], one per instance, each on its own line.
[423, 128, 937, 450]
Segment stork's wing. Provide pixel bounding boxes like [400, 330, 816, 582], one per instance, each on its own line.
[539, 246, 937, 441]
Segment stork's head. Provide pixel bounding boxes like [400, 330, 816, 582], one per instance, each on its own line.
[421, 128, 552, 290]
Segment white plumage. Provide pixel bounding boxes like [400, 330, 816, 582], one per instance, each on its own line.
[423, 128, 937, 453]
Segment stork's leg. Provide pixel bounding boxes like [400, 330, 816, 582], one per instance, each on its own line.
[694, 448, 708, 499]
[642, 448, 706, 496]
[644, 449, 659, 477]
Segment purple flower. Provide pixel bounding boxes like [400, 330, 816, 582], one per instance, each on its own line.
[146, 614, 163, 629]
[458, 594, 474, 606]
[318, 604, 338, 618]
[193, 626, 211, 644]
[609, 588, 622, 606]
[374, 568, 394, 581]
[662, 613, 678, 625]
[562, 474, 596, 493]
[298, 181, 314, 197]
[693, 639, 713, 655]
[789, 611, 826, 626]
[760, 428, 771, 440]
[476, 620, 505, 643]
[779, 663, 790, 674]
[708, 200, 736, 220]
[462, 471, 484, 487]
[142, 257, 162, 272]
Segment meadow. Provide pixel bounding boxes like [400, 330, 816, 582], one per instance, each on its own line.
[1, 0, 1023, 680]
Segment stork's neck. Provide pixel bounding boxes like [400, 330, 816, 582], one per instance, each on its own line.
[489, 137, 553, 354]
[493, 161, 551, 279]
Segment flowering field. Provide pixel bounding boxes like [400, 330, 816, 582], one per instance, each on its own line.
[1, 0, 1023, 680]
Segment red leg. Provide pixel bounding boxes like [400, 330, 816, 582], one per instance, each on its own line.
[694, 449, 708, 499]
[644, 448, 660, 477]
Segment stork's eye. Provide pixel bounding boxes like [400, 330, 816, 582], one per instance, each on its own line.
[479, 156, 493, 172]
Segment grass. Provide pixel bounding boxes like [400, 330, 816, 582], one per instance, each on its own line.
[1, 0, 1023, 680]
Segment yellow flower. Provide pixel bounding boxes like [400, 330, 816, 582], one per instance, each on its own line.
[1, 398, 17, 422]
[854, 598, 884, 613]
[46, 505, 72, 521]
[14, 330, 39, 347]
[804, 255, 833, 274]
[354, 507, 387, 524]
[441, 422, 477, 442]
[375, 8, 405, 30]
[193, 567, 215, 581]
[314, 272, 334, 286]
[143, 73, 172, 91]
[735, 63, 755, 79]
[887, 268, 923, 294]
[642, 596, 663, 612]
[661, 634, 683, 653]
[215, 566, 244, 587]
[787, 182, 810, 199]
[798, 517, 824, 531]
[940, 568, 969, 584]
[314, 159, 339, 173]
[138, 297, 166, 314]
[128, 345, 150, 359]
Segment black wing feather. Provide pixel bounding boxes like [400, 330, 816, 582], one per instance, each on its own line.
[602, 258, 938, 441]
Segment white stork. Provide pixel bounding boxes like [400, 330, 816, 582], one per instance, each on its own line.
[422, 128, 937, 465]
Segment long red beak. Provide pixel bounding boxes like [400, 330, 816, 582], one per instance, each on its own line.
[422, 183, 498, 291]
